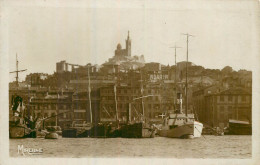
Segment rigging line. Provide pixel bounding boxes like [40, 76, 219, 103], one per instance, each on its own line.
[195, 126, 206, 139]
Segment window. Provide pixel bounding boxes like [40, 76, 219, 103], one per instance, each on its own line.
[51, 104, 56, 110]
[37, 113, 41, 117]
[220, 96, 224, 102]
[219, 106, 224, 113]
[74, 112, 86, 119]
[228, 96, 232, 102]
[78, 105, 83, 109]
[121, 112, 126, 117]
[58, 104, 63, 109]
[228, 107, 233, 119]
[241, 96, 246, 102]
[154, 104, 159, 110]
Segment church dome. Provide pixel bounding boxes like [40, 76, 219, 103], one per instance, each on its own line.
[117, 43, 122, 50]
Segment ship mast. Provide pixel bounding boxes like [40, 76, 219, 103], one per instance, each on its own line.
[9, 53, 27, 87]
[170, 44, 181, 113]
[182, 33, 194, 118]
[113, 65, 119, 128]
[87, 64, 92, 124]
[140, 70, 145, 119]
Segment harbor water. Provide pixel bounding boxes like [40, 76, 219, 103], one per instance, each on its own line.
[10, 135, 251, 158]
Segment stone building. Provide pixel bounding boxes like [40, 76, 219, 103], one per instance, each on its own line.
[203, 87, 252, 128]
[99, 82, 175, 124]
[192, 85, 223, 124]
[29, 91, 73, 129]
[25, 73, 48, 87]
[72, 90, 100, 125]
[144, 63, 170, 82]
[115, 31, 131, 58]
[56, 60, 68, 73]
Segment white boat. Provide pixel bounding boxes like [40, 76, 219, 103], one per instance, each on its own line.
[158, 91, 203, 139]
[158, 113, 203, 138]
[158, 34, 204, 139]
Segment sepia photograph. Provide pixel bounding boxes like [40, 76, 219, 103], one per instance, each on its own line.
[0, 0, 260, 164]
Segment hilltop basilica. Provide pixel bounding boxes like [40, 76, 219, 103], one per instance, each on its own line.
[103, 31, 145, 72]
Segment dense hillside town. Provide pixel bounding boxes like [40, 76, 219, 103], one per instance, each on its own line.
[9, 32, 252, 129]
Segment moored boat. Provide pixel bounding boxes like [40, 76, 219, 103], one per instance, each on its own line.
[120, 122, 155, 138]
[44, 126, 61, 139]
[118, 102, 155, 138]
[227, 119, 252, 135]
[9, 118, 36, 138]
[158, 92, 203, 139]
[9, 95, 37, 138]
[158, 36, 204, 139]
[159, 113, 203, 138]
[62, 121, 92, 138]
[62, 122, 119, 138]
[45, 132, 59, 139]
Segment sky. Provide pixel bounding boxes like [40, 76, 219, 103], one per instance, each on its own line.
[5, 0, 260, 82]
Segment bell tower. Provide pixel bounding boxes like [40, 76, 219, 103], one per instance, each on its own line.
[125, 31, 131, 56]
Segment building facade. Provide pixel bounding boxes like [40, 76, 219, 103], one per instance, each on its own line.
[72, 90, 100, 125]
[25, 73, 48, 87]
[29, 91, 73, 129]
[192, 85, 223, 124]
[203, 87, 252, 128]
[99, 82, 175, 124]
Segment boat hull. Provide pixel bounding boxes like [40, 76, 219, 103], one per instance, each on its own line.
[159, 121, 203, 138]
[45, 132, 59, 139]
[228, 120, 252, 135]
[9, 126, 36, 138]
[120, 123, 155, 138]
[62, 124, 118, 138]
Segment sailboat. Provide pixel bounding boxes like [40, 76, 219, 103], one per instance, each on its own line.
[9, 55, 37, 138]
[158, 34, 203, 139]
[62, 67, 119, 138]
[119, 102, 155, 138]
[119, 71, 155, 138]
